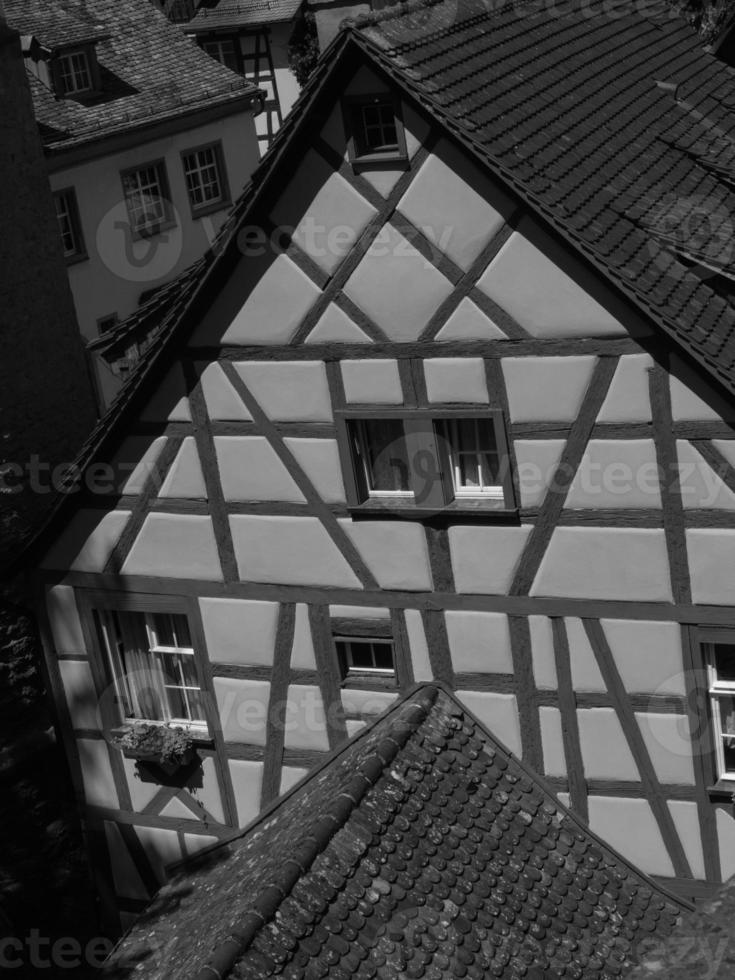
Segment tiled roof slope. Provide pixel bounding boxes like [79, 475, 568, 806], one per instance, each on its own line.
[351, 0, 735, 395]
[186, 0, 303, 29]
[103, 684, 685, 980]
[4, 0, 258, 152]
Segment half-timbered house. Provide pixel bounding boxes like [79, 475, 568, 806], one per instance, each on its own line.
[26, 0, 735, 931]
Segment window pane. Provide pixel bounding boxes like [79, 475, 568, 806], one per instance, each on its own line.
[714, 644, 735, 683]
[439, 418, 500, 494]
[717, 694, 735, 773]
[164, 685, 188, 720]
[349, 643, 374, 669]
[152, 613, 176, 647]
[172, 614, 192, 648]
[373, 643, 395, 671]
[186, 688, 207, 724]
[356, 419, 410, 492]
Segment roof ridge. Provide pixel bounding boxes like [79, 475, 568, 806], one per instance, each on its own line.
[192, 685, 440, 980]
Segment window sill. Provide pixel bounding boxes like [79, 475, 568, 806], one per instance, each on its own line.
[348, 499, 519, 524]
[341, 674, 398, 692]
[64, 251, 89, 266]
[189, 198, 230, 220]
[707, 779, 735, 800]
[130, 218, 177, 241]
[350, 154, 409, 174]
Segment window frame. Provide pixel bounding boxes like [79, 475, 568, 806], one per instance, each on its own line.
[330, 615, 406, 691]
[53, 187, 87, 264]
[77, 591, 213, 740]
[342, 93, 409, 171]
[335, 407, 516, 517]
[96, 313, 119, 334]
[180, 140, 231, 219]
[698, 627, 735, 789]
[200, 34, 242, 74]
[53, 45, 100, 98]
[119, 159, 176, 240]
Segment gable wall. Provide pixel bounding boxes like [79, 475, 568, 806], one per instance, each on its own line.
[35, 61, 735, 925]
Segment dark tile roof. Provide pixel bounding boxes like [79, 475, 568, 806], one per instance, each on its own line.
[4, 0, 259, 153]
[351, 0, 735, 395]
[103, 684, 685, 980]
[186, 0, 303, 29]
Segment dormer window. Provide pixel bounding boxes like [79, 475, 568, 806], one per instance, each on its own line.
[57, 50, 93, 94]
[344, 95, 408, 170]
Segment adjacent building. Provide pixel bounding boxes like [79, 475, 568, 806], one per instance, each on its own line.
[5, 0, 262, 407]
[25, 0, 735, 935]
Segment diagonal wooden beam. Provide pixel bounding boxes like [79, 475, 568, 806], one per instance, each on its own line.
[510, 355, 618, 595]
[220, 360, 379, 590]
[551, 616, 588, 822]
[509, 616, 543, 771]
[307, 604, 349, 749]
[690, 438, 735, 499]
[260, 602, 296, 808]
[583, 617, 693, 879]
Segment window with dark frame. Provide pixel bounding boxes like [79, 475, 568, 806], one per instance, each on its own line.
[339, 410, 513, 513]
[57, 49, 93, 95]
[120, 161, 173, 238]
[53, 188, 86, 260]
[182, 143, 229, 213]
[201, 38, 240, 74]
[345, 95, 407, 166]
[702, 633, 735, 781]
[335, 637, 397, 683]
[94, 609, 208, 734]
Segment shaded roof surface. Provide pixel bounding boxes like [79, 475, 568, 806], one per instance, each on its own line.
[185, 0, 303, 29]
[103, 684, 684, 980]
[4, 0, 258, 152]
[350, 0, 735, 394]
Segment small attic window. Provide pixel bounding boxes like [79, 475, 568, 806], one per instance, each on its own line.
[52, 45, 101, 99]
[344, 95, 408, 170]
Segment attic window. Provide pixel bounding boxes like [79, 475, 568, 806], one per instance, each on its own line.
[344, 95, 408, 169]
[57, 49, 94, 95]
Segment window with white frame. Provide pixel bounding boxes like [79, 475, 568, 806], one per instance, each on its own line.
[435, 417, 504, 499]
[705, 637, 735, 778]
[351, 419, 412, 496]
[57, 49, 93, 95]
[94, 609, 208, 733]
[53, 188, 85, 260]
[120, 161, 172, 237]
[182, 144, 228, 212]
[335, 637, 396, 681]
[202, 38, 239, 74]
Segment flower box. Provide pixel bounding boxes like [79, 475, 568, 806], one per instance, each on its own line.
[110, 723, 197, 774]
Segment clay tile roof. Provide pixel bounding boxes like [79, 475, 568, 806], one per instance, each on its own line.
[4, 0, 259, 153]
[185, 0, 303, 30]
[349, 0, 735, 395]
[102, 684, 685, 980]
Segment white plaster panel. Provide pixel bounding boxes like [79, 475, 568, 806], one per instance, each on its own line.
[284, 684, 329, 752]
[122, 756, 161, 812]
[423, 358, 488, 403]
[557, 792, 571, 808]
[359, 167, 403, 197]
[476, 221, 625, 337]
[564, 618, 606, 692]
[77, 738, 118, 808]
[531, 527, 673, 602]
[597, 354, 653, 423]
[566, 440, 662, 509]
[59, 660, 100, 731]
[530, 616, 557, 690]
[215, 436, 306, 503]
[217, 253, 321, 345]
[46, 584, 85, 656]
[397, 138, 512, 270]
[329, 605, 391, 619]
[140, 366, 191, 422]
[435, 297, 507, 341]
[346, 719, 367, 738]
[229, 516, 362, 588]
[122, 514, 222, 581]
[670, 375, 723, 422]
[214, 677, 270, 745]
[104, 823, 148, 900]
[404, 609, 433, 681]
[339, 519, 433, 591]
[513, 440, 566, 509]
[234, 361, 332, 421]
[291, 603, 317, 670]
[42, 510, 130, 573]
[677, 440, 735, 510]
[158, 437, 207, 499]
[116, 435, 166, 495]
[270, 149, 377, 275]
[449, 524, 533, 594]
[183, 834, 219, 858]
[502, 356, 597, 423]
[341, 359, 403, 404]
[160, 796, 196, 821]
[343, 222, 454, 342]
[284, 438, 346, 504]
[199, 362, 252, 421]
[601, 620, 685, 696]
[198, 756, 225, 824]
[577, 709, 638, 781]
[229, 759, 263, 827]
[135, 826, 182, 882]
[455, 691, 521, 756]
[712, 440, 735, 469]
[445, 611, 513, 674]
[687, 529, 735, 605]
[635, 713, 695, 785]
[280, 765, 308, 796]
[539, 707, 566, 777]
[199, 598, 279, 666]
[717, 807, 735, 881]
[341, 688, 397, 718]
[587, 797, 675, 878]
[305, 304, 374, 344]
[667, 801, 706, 880]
